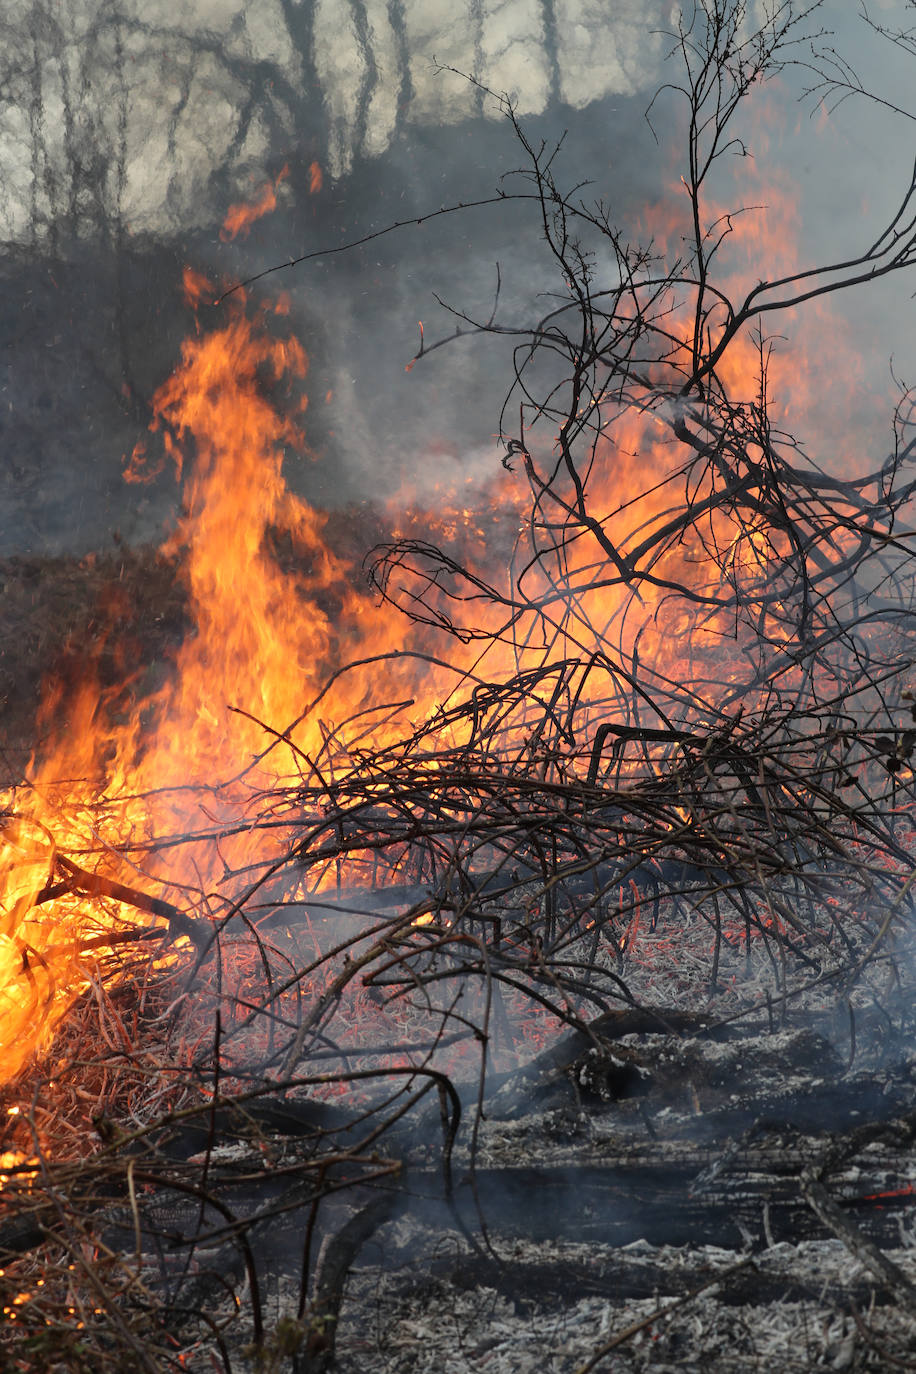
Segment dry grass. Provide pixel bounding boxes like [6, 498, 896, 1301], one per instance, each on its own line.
[0, 545, 188, 783]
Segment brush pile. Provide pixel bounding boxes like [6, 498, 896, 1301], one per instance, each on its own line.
[6, 4, 916, 1369]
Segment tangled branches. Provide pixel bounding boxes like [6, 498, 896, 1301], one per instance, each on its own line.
[6, 2, 916, 1369]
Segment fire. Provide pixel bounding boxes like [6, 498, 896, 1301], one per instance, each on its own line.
[0, 143, 874, 1086]
[220, 166, 290, 242]
[0, 276, 401, 1079]
[0, 248, 533, 1082]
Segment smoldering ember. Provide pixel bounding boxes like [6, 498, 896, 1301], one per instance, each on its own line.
[6, 2, 916, 1371]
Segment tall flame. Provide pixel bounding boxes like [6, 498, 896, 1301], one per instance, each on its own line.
[0, 274, 414, 1078]
[0, 158, 869, 1084]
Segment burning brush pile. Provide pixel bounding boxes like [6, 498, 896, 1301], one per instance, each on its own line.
[5, 5, 916, 1371]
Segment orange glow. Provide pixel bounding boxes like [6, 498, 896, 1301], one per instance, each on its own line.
[0, 264, 453, 1079]
[182, 265, 216, 312]
[220, 166, 289, 242]
[0, 146, 876, 1085]
[308, 161, 323, 195]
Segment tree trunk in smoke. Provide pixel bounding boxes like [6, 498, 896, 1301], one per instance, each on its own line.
[0, 0, 668, 242]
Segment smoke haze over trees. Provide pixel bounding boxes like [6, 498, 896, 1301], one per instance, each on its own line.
[0, 0, 663, 550]
[0, 0, 912, 555]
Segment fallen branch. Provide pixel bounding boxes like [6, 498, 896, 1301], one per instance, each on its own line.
[574, 1256, 757, 1373]
[800, 1167, 916, 1309]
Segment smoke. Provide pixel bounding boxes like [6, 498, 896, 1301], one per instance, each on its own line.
[0, 0, 680, 554]
[0, 0, 911, 554]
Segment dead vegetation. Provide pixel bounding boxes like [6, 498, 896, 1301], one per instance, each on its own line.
[5, 3, 916, 1371]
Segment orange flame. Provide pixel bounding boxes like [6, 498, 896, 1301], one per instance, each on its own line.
[220, 166, 289, 242]
[0, 149, 874, 1084]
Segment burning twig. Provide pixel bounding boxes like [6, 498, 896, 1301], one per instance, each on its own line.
[36, 855, 212, 955]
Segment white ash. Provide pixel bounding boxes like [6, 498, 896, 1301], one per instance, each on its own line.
[329, 1234, 916, 1374]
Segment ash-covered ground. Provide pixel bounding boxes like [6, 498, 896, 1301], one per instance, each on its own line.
[148, 905, 916, 1374]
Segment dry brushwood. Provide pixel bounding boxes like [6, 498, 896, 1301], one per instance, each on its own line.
[7, 4, 916, 1370]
